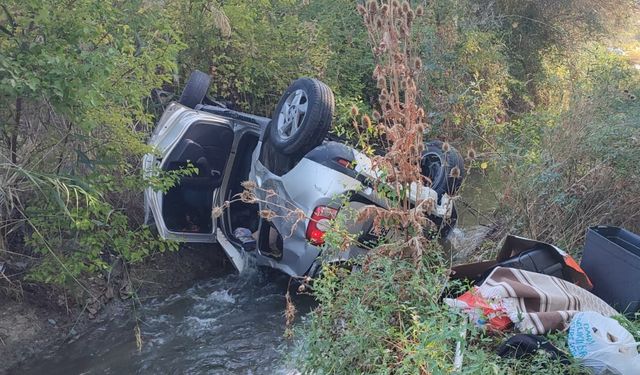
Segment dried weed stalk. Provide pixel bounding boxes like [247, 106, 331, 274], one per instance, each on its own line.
[214, 182, 309, 239]
[134, 324, 143, 352]
[357, 0, 433, 261]
[284, 288, 297, 339]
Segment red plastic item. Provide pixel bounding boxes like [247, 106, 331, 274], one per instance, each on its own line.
[456, 289, 512, 331]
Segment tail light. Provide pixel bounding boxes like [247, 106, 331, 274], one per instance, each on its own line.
[335, 158, 353, 169]
[306, 206, 338, 246]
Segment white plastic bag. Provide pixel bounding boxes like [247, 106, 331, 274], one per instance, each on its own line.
[568, 312, 640, 375]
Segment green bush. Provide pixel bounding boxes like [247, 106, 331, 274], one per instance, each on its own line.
[16, 165, 193, 288]
[413, 0, 512, 143]
[170, 0, 374, 115]
[494, 46, 640, 251]
[295, 253, 464, 374]
[171, 0, 329, 115]
[298, 0, 374, 99]
[0, 0, 182, 294]
[25, 196, 177, 286]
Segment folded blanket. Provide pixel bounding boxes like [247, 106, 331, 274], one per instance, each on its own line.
[478, 267, 617, 334]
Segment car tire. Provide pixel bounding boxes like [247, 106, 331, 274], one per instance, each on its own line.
[421, 140, 465, 196]
[269, 78, 334, 155]
[179, 70, 211, 109]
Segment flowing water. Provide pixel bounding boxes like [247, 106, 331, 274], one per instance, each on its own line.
[13, 267, 314, 375]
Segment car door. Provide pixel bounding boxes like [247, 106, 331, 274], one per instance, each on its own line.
[143, 103, 246, 269]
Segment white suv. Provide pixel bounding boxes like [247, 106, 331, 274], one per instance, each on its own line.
[143, 71, 464, 276]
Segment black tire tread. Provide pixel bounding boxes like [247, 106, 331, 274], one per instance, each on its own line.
[179, 70, 211, 109]
[269, 78, 334, 155]
[422, 140, 465, 196]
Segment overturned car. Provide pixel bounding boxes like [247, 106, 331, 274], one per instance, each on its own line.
[143, 71, 464, 276]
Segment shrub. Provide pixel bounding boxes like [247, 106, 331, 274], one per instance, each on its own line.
[296, 253, 464, 374]
[0, 0, 182, 296]
[169, 0, 334, 115]
[414, 0, 512, 143]
[494, 46, 640, 251]
[294, 250, 593, 374]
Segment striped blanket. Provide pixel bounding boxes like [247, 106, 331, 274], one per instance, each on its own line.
[478, 267, 617, 334]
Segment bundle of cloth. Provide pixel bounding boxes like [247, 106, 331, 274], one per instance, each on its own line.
[478, 266, 617, 334]
[446, 267, 639, 374]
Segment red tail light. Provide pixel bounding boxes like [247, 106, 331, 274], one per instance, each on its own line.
[306, 206, 338, 246]
[336, 158, 353, 169]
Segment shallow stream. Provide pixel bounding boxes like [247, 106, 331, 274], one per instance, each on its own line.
[13, 268, 314, 375]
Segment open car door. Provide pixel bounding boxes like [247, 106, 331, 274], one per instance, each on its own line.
[143, 103, 246, 270]
[144, 103, 232, 241]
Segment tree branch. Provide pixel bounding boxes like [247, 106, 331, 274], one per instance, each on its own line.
[0, 4, 15, 36]
[0, 23, 13, 36]
[10, 97, 22, 164]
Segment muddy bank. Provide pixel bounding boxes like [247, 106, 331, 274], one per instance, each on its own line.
[0, 244, 231, 373]
[0, 300, 67, 374]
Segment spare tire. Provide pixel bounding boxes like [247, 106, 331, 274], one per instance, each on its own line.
[269, 78, 334, 155]
[421, 140, 465, 196]
[179, 70, 211, 109]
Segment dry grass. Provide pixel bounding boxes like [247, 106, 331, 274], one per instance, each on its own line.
[497, 98, 640, 251]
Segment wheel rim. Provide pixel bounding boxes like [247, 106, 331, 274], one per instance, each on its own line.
[276, 89, 308, 140]
[421, 152, 445, 187]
